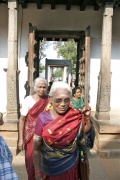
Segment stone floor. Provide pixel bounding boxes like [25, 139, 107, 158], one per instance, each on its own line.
[12, 150, 120, 180]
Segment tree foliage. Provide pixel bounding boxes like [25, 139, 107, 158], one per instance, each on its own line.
[53, 39, 77, 74]
[39, 40, 52, 72]
[53, 68, 62, 78]
[39, 63, 45, 73]
[39, 40, 52, 60]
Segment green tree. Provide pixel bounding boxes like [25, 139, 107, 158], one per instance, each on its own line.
[53, 40, 77, 74]
[54, 68, 62, 78]
[39, 40, 52, 72]
[39, 63, 45, 73]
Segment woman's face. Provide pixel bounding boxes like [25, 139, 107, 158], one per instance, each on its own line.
[34, 81, 47, 97]
[51, 88, 71, 115]
[74, 89, 81, 99]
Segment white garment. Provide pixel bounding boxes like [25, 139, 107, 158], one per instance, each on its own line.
[21, 96, 36, 116]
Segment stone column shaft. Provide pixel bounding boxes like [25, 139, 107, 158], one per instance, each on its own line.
[63, 67, 67, 82]
[6, 0, 20, 122]
[95, 3, 113, 120]
[48, 66, 51, 82]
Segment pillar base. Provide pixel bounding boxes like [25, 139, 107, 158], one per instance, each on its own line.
[6, 111, 19, 123]
[95, 110, 110, 120]
[91, 115, 120, 158]
[0, 122, 19, 156]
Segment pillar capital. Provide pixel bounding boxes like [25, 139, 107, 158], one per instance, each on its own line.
[104, 2, 113, 16]
[8, 0, 17, 10]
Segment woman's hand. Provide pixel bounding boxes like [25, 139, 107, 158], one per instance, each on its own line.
[81, 105, 91, 133]
[18, 139, 25, 151]
[81, 104, 91, 117]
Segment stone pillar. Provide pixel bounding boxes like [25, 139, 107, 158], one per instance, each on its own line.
[63, 67, 67, 82]
[6, 0, 20, 122]
[95, 3, 113, 120]
[48, 66, 51, 82]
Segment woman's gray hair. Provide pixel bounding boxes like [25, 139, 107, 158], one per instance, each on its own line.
[33, 77, 48, 88]
[49, 81, 72, 97]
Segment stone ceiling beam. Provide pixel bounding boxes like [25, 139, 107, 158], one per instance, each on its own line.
[51, 0, 55, 10]
[80, 0, 89, 11]
[66, 0, 72, 10]
[35, 0, 42, 9]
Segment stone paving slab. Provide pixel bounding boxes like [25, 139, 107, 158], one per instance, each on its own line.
[12, 151, 27, 180]
[12, 150, 120, 180]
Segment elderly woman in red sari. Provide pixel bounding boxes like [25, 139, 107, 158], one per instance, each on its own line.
[33, 81, 91, 180]
[18, 77, 49, 180]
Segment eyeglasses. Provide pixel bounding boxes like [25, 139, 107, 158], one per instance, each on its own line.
[54, 98, 70, 104]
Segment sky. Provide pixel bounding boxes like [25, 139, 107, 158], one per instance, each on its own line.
[40, 42, 59, 65]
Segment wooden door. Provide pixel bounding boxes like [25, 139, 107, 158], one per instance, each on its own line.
[78, 26, 90, 104]
[28, 23, 39, 94]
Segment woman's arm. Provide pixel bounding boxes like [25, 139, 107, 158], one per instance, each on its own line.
[33, 134, 43, 180]
[81, 105, 92, 133]
[18, 115, 26, 150]
[83, 118, 91, 133]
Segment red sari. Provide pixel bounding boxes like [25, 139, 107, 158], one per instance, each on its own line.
[24, 96, 49, 180]
[42, 108, 82, 148]
[39, 108, 83, 179]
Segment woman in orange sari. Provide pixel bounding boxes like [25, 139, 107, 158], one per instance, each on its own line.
[18, 77, 49, 180]
[33, 81, 91, 180]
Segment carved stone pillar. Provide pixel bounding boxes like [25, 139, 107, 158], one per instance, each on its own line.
[95, 3, 113, 120]
[6, 0, 20, 122]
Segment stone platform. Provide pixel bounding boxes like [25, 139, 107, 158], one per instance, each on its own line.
[91, 109, 120, 158]
[0, 122, 19, 155]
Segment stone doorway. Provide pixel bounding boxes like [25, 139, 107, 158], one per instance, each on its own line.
[27, 23, 91, 103]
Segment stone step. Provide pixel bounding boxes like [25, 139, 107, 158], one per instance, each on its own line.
[97, 149, 120, 158]
[5, 138, 18, 147]
[96, 138, 120, 150]
[0, 131, 18, 138]
[0, 131, 18, 156]
[9, 147, 18, 156]
[0, 132, 18, 147]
